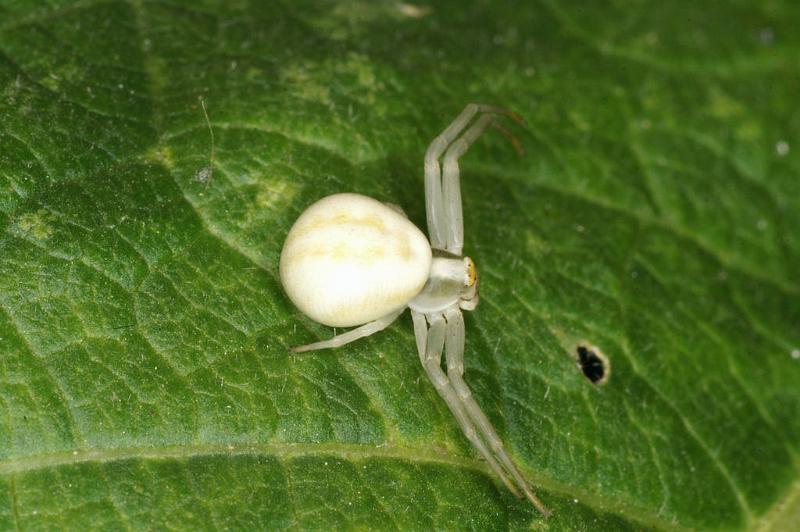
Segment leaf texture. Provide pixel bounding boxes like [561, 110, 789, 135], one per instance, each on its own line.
[0, 1, 799, 530]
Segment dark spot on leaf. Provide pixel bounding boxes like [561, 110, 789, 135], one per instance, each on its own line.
[576, 345, 609, 385]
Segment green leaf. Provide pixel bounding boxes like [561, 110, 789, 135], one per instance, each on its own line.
[1, 0, 798, 529]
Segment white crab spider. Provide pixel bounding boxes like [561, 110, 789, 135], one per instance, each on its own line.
[280, 104, 550, 516]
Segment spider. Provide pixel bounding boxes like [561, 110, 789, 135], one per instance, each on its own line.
[279, 104, 550, 516]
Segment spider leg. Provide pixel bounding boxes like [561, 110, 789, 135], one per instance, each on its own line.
[424, 104, 523, 252]
[290, 309, 404, 353]
[441, 114, 493, 255]
[443, 306, 551, 517]
[411, 309, 521, 498]
[425, 104, 481, 249]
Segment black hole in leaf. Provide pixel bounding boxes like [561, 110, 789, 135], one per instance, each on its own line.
[576, 345, 608, 385]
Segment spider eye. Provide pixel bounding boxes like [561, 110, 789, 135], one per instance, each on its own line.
[465, 257, 478, 287]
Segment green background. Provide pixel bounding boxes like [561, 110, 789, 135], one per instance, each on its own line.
[1, 0, 799, 529]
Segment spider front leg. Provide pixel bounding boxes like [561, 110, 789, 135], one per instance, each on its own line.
[443, 306, 551, 517]
[424, 104, 480, 249]
[424, 104, 524, 253]
[410, 309, 521, 498]
[441, 114, 493, 255]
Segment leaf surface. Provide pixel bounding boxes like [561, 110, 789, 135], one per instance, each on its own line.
[0, 1, 799, 529]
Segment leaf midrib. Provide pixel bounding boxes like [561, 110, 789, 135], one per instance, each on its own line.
[0, 442, 490, 476]
[0, 441, 683, 531]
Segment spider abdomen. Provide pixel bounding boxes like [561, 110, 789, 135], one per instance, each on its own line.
[280, 193, 432, 327]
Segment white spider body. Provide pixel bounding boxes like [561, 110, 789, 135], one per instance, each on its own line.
[280, 193, 432, 327]
[279, 105, 549, 517]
